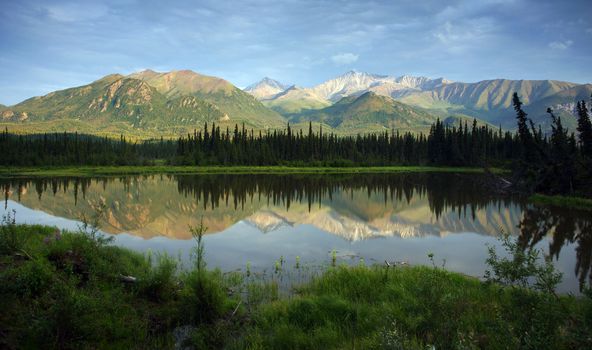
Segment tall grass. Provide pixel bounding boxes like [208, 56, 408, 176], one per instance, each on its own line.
[1, 220, 591, 349]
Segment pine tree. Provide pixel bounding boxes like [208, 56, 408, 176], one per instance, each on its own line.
[547, 108, 575, 193]
[513, 93, 535, 161]
[577, 100, 592, 157]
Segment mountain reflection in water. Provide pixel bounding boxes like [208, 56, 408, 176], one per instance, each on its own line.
[2, 173, 590, 292]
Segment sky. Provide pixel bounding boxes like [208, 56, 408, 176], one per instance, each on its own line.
[1, 0, 591, 105]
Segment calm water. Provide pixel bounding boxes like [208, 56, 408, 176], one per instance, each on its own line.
[2, 173, 590, 293]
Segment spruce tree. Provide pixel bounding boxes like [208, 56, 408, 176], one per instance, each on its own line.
[577, 100, 592, 157]
[547, 108, 575, 193]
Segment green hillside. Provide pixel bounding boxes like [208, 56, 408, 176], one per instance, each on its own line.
[0, 75, 233, 137]
[262, 86, 330, 115]
[129, 70, 285, 129]
[290, 92, 438, 133]
[0, 71, 292, 137]
[2, 71, 588, 138]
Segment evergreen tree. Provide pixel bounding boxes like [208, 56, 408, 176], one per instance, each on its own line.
[577, 100, 592, 157]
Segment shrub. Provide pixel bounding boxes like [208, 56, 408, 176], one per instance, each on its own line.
[0, 210, 26, 255]
[179, 270, 228, 325]
[484, 232, 562, 294]
[140, 253, 178, 302]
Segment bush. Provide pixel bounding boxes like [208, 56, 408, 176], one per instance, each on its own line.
[179, 270, 228, 325]
[140, 253, 178, 302]
[484, 232, 562, 293]
[0, 210, 26, 255]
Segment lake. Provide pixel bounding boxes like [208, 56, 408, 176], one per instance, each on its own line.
[2, 172, 590, 294]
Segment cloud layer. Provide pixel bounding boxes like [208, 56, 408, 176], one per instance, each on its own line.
[0, 0, 591, 104]
[331, 53, 359, 65]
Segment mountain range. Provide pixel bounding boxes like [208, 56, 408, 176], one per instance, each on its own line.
[0, 70, 284, 137]
[1, 69, 590, 137]
[249, 71, 592, 132]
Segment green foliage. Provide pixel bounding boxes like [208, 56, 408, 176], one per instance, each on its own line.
[1, 115, 522, 168]
[511, 94, 591, 198]
[1, 223, 591, 349]
[529, 193, 592, 210]
[485, 232, 562, 293]
[0, 210, 26, 254]
[189, 218, 207, 273]
[140, 253, 178, 302]
[179, 269, 229, 326]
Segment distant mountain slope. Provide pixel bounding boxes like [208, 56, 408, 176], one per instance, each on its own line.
[290, 92, 437, 133]
[397, 79, 580, 128]
[261, 86, 330, 114]
[430, 79, 577, 109]
[309, 71, 450, 102]
[1, 70, 290, 137]
[525, 84, 592, 131]
[129, 70, 285, 128]
[0, 75, 233, 136]
[2, 68, 589, 138]
[248, 71, 588, 132]
[244, 77, 290, 99]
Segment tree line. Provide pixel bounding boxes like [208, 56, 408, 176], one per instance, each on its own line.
[1, 121, 519, 167]
[0, 131, 176, 166]
[173, 119, 520, 167]
[1, 94, 591, 196]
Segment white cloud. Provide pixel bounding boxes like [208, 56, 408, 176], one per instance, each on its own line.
[549, 40, 573, 50]
[586, 28, 592, 34]
[331, 53, 359, 65]
[44, 3, 109, 22]
[431, 19, 497, 54]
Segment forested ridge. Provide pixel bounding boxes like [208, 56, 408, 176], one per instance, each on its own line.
[0, 119, 519, 167]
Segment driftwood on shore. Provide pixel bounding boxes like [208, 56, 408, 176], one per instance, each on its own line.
[479, 167, 513, 194]
[119, 274, 137, 284]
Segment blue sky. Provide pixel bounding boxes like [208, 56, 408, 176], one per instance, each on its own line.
[1, 0, 591, 105]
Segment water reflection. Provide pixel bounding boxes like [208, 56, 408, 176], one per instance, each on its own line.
[3, 174, 522, 237]
[517, 204, 592, 290]
[1, 173, 590, 292]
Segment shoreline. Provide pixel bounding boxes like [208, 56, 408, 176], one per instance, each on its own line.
[0, 224, 589, 349]
[529, 193, 592, 211]
[0, 165, 506, 178]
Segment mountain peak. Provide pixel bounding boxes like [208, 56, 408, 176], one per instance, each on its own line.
[93, 73, 125, 84]
[244, 77, 290, 99]
[245, 77, 289, 91]
[358, 91, 379, 98]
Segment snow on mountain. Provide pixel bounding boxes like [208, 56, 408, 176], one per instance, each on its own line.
[244, 77, 291, 99]
[309, 71, 450, 102]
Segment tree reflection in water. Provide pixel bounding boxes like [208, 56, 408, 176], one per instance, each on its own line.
[518, 204, 592, 291]
[2, 173, 591, 291]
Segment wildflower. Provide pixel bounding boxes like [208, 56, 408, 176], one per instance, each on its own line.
[53, 228, 62, 241]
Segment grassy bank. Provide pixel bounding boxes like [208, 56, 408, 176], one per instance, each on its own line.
[529, 193, 592, 211]
[0, 165, 505, 178]
[1, 223, 590, 349]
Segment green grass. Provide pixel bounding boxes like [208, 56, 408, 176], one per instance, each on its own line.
[0, 165, 506, 178]
[529, 194, 592, 211]
[1, 223, 590, 349]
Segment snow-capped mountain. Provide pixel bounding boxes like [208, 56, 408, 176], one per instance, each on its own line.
[241, 71, 584, 132]
[244, 77, 291, 99]
[309, 71, 398, 102]
[310, 71, 452, 101]
[244, 71, 451, 103]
